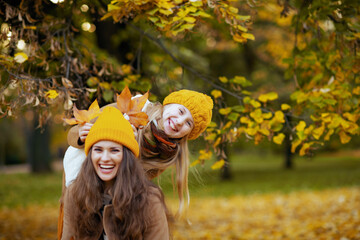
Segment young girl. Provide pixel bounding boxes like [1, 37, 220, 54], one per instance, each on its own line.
[65, 89, 213, 214]
[61, 107, 171, 239]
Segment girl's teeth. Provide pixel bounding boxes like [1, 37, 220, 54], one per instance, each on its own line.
[170, 120, 176, 131]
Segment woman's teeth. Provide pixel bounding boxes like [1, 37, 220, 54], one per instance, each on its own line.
[100, 165, 114, 169]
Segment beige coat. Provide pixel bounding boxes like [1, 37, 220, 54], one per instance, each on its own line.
[61, 186, 169, 240]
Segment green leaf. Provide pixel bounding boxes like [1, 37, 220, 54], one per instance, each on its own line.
[102, 89, 114, 102]
[228, 112, 240, 121]
[232, 76, 252, 87]
[147, 8, 159, 16]
[191, 1, 203, 7]
[148, 16, 159, 23]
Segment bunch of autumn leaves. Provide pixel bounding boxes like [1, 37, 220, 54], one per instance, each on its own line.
[64, 86, 149, 128]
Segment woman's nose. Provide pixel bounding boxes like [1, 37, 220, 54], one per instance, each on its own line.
[101, 151, 110, 160]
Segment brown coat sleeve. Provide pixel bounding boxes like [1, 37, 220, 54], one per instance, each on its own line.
[61, 188, 75, 240]
[144, 189, 170, 240]
[67, 102, 118, 148]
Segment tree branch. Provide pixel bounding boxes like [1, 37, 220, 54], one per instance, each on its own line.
[128, 23, 243, 101]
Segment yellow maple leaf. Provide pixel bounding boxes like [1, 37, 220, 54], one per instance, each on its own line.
[116, 86, 149, 128]
[63, 99, 101, 125]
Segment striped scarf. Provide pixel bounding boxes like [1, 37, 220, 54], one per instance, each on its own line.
[141, 120, 179, 162]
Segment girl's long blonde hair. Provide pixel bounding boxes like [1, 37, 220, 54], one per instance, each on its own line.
[137, 102, 190, 216]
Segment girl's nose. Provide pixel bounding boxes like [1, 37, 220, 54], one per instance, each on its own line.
[176, 118, 185, 126]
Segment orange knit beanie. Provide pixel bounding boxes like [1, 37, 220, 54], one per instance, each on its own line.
[84, 107, 139, 157]
[163, 89, 213, 140]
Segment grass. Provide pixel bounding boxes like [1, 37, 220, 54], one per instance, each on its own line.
[159, 151, 360, 199]
[0, 151, 359, 208]
[0, 172, 63, 208]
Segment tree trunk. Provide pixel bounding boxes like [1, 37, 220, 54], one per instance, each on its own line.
[220, 143, 232, 180]
[24, 114, 52, 173]
[284, 131, 293, 169]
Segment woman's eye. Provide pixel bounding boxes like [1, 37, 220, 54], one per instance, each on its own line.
[187, 121, 191, 126]
[179, 109, 183, 114]
[111, 149, 120, 153]
[94, 148, 102, 152]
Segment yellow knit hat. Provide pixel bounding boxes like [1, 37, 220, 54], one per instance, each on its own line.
[163, 89, 213, 140]
[84, 107, 139, 157]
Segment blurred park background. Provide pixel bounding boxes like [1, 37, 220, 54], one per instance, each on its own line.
[1, 0, 360, 239]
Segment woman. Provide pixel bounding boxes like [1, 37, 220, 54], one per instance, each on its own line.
[61, 107, 171, 239]
[65, 89, 213, 214]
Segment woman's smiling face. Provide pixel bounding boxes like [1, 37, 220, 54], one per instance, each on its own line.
[162, 103, 194, 139]
[91, 140, 123, 182]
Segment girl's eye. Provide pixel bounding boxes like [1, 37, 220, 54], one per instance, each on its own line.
[187, 121, 191, 127]
[94, 148, 102, 152]
[111, 149, 120, 153]
[179, 109, 183, 114]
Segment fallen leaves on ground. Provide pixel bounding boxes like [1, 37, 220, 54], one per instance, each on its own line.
[0, 188, 359, 240]
[169, 187, 360, 240]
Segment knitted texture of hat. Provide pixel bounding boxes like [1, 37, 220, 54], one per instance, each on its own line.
[84, 107, 139, 157]
[163, 90, 213, 140]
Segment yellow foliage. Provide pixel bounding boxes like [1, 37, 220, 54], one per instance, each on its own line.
[339, 131, 351, 144]
[281, 103, 291, 111]
[45, 90, 59, 99]
[14, 52, 28, 63]
[312, 125, 325, 140]
[213, 137, 221, 148]
[250, 99, 261, 108]
[291, 139, 302, 153]
[222, 121, 232, 130]
[299, 142, 311, 156]
[262, 112, 272, 119]
[258, 92, 278, 103]
[352, 86, 360, 95]
[219, 107, 231, 115]
[219, 76, 228, 83]
[273, 133, 285, 145]
[190, 159, 200, 167]
[211, 159, 225, 170]
[241, 32, 255, 40]
[211, 89, 222, 99]
[273, 111, 285, 123]
[324, 129, 334, 141]
[296, 121, 306, 132]
[2, 189, 359, 240]
[170, 188, 360, 239]
[121, 64, 132, 75]
[198, 149, 212, 161]
[250, 108, 263, 123]
[343, 112, 359, 123]
[63, 99, 101, 125]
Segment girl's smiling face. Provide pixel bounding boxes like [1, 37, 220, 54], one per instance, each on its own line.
[91, 140, 123, 183]
[162, 103, 194, 139]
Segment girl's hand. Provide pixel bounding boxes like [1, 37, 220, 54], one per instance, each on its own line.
[79, 122, 93, 143]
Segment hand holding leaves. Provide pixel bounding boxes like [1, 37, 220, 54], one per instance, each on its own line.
[63, 100, 101, 125]
[116, 86, 149, 128]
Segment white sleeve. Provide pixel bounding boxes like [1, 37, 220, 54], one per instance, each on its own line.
[63, 146, 86, 187]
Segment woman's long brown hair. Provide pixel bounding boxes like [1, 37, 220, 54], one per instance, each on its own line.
[68, 147, 170, 239]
